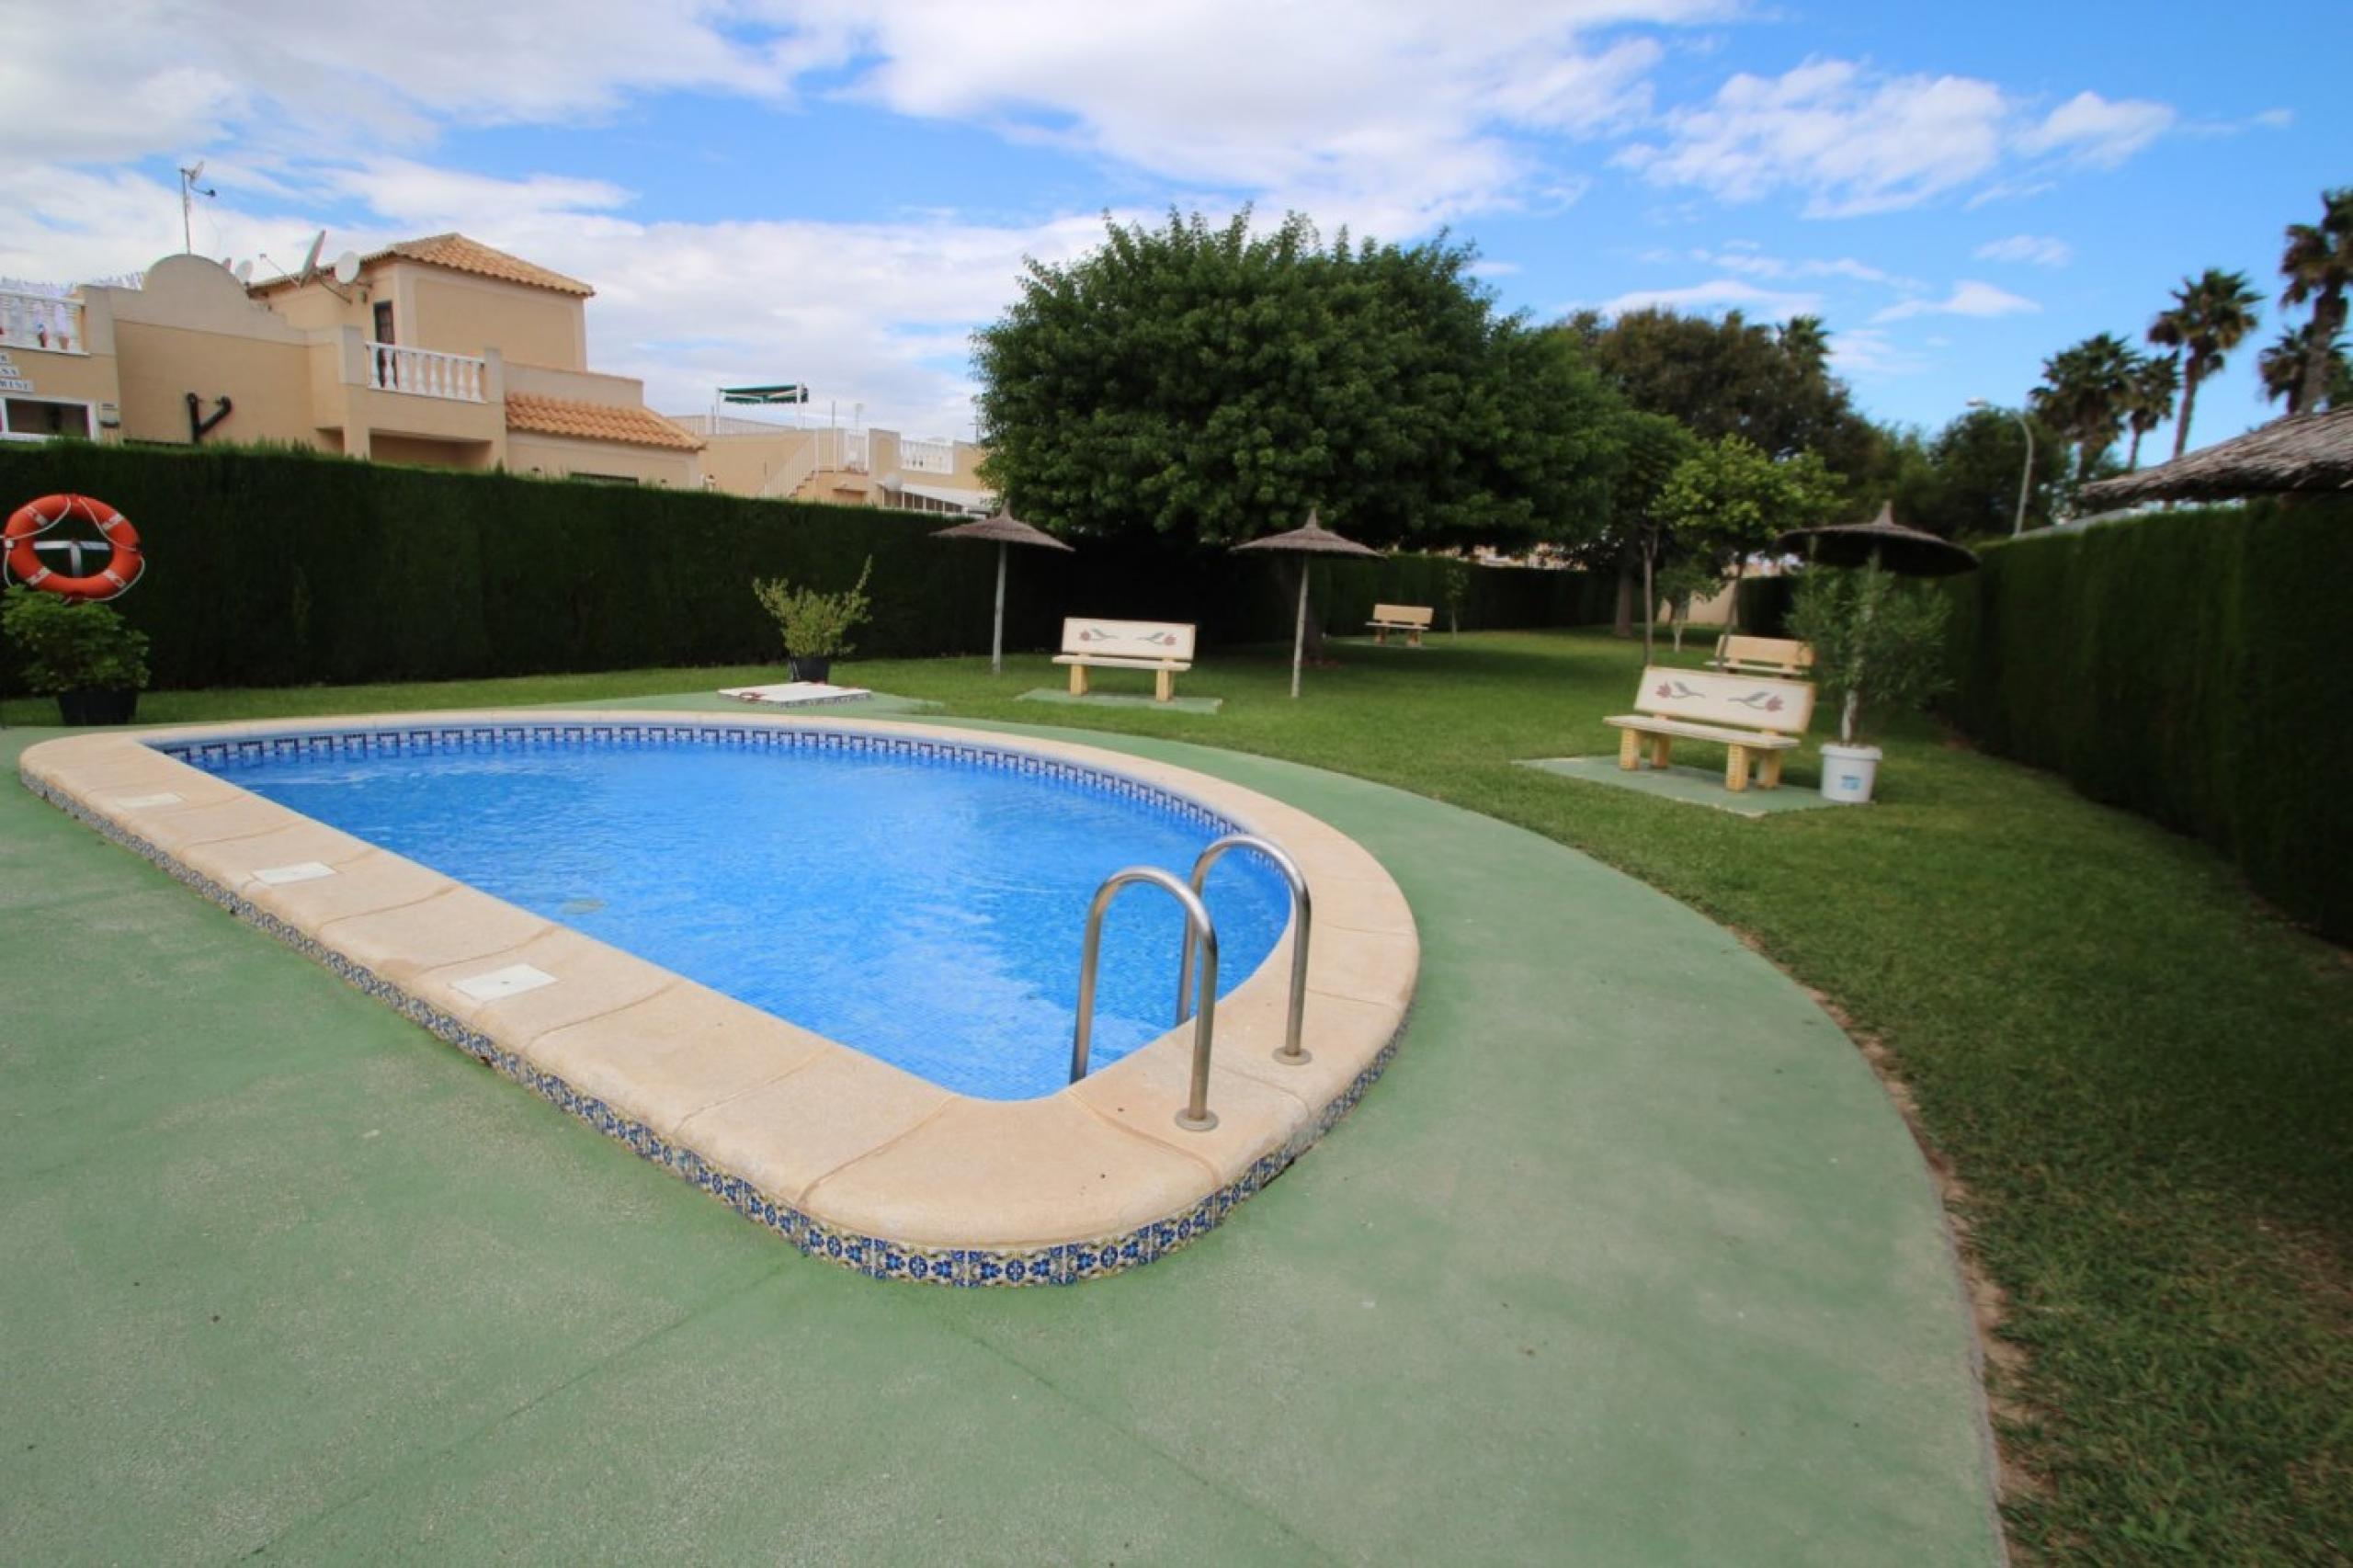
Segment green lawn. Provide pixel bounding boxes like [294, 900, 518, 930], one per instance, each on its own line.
[21, 627, 2349, 1562]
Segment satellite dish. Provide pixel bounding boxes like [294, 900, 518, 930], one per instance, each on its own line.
[233, 259, 255, 284]
[300, 231, 326, 281]
[332, 250, 360, 286]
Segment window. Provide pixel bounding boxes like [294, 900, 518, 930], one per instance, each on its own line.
[567, 472, 640, 486]
[372, 301, 395, 344]
[0, 397, 95, 442]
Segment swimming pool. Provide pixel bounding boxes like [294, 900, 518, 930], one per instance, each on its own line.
[24, 713, 1417, 1285]
[183, 728, 1289, 1098]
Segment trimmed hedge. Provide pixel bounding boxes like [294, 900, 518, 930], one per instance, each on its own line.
[0, 441, 1604, 690]
[1940, 498, 2353, 942]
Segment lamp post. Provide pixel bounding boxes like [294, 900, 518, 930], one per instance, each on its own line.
[1966, 398, 2034, 537]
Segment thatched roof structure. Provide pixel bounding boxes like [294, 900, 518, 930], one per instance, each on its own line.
[1778, 501, 1979, 577]
[931, 509, 1074, 551]
[1231, 508, 1384, 559]
[2079, 407, 2353, 508]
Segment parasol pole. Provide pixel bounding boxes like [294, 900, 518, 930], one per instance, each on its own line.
[991, 540, 1007, 676]
[1290, 563, 1309, 699]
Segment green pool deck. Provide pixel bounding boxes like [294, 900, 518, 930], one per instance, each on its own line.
[0, 704, 2002, 1564]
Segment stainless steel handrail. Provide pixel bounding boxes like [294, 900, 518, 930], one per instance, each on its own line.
[1178, 834, 1313, 1066]
[1068, 866, 1222, 1132]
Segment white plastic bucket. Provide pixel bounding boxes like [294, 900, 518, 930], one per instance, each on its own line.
[1818, 744, 1882, 804]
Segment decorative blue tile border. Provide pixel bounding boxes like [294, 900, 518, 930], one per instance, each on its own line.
[24, 730, 1408, 1288]
[155, 720, 1243, 840]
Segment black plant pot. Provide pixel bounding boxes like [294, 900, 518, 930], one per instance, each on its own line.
[789, 655, 835, 686]
[55, 688, 141, 726]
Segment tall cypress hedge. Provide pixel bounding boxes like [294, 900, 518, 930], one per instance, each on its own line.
[1940, 498, 2353, 942]
[0, 442, 1604, 690]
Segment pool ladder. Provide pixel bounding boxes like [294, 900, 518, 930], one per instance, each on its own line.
[1068, 835, 1313, 1133]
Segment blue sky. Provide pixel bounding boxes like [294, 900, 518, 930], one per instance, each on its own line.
[3, 1, 2342, 449]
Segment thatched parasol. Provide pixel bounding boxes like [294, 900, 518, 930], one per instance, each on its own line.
[2078, 406, 2353, 509]
[933, 509, 1074, 675]
[1777, 501, 1979, 745]
[1775, 501, 1981, 577]
[1232, 509, 1384, 699]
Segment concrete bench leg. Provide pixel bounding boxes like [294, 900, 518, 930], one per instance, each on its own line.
[1725, 744, 1750, 793]
[1617, 729, 1641, 770]
[1408, 629, 1423, 648]
[1154, 668, 1175, 703]
[1648, 733, 1672, 770]
[1068, 665, 1089, 697]
[1758, 750, 1784, 790]
[1373, 626, 1388, 645]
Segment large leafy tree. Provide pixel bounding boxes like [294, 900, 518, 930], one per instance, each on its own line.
[1919, 405, 2068, 538]
[2259, 321, 2349, 415]
[1557, 306, 1878, 481]
[1651, 435, 1845, 639]
[1604, 410, 1702, 657]
[972, 210, 1624, 551]
[2146, 267, 2264, 460]
[2279, 187, 2353, 415]
[2031, 333, 2139, 482]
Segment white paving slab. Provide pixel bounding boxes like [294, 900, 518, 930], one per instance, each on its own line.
[452, 963, 560, 1002]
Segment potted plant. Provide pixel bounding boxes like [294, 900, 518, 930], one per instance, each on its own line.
[1784, 563, 1950, 803]
[751, 557, 873, 685]
[2, 587, 153, 725]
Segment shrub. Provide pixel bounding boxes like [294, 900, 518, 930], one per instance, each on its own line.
[752, 557, 874, 661]
[1787, 565, 1950, 745]
[1, 587, 152, 692]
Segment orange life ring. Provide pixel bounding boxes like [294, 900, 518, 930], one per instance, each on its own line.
[3, 493, 143, 601]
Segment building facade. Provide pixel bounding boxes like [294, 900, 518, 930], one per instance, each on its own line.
[0, 235, 702, 485]
[670, 414, 995, 514]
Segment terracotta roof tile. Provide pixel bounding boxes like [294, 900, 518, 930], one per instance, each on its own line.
[506, 393, 703, 452]
[252, 233, 595, 297]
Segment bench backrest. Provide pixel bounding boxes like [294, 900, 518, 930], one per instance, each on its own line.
[1060, 617, 1197, 662]
[1712, 633, 1814, 676]
[1632, 665, 1815, 734]
[1370, 603, 1435, 627]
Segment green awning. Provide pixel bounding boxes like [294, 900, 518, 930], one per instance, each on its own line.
[719, 384, 810, 404]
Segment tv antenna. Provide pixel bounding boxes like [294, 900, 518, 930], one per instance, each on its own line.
[178, 162, 216, 255]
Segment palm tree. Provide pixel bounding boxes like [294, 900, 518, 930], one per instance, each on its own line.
[2122, 352, 2178, 469]
[2258, 321, 2347, 415]
[2030, 333, 2138, 482]
[2279, 187, 2353, 414]
[2147, 268, 2264, 460]
[1778, 315, 1831, 376]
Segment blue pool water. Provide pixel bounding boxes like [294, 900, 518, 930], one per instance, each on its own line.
[185, 730, 1288, 1098]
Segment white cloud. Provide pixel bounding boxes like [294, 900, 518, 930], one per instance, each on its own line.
[2, 0, 1736, 240]
[1973, 233, 2072, 267]
[1827, 327, 1926, 377]
[1618, 59, 2174, 216]
[1870, 279, 2038, 324]
[1590, 278, 1822, 320]
[2016, 91, 2174, 167]
[1689, 247, 1918, 289]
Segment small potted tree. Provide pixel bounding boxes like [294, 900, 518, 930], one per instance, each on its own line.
[752, 558, 873, 685]
[1784, 563, 1950, 803]
[2, 587, 153, 725]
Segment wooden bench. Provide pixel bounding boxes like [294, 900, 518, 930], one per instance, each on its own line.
[1711, 633, 1814, 679]
[1051, 617, 1197, 702]
[1367, 603, 1435, 647]
[1604, 666, 1816, 793]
